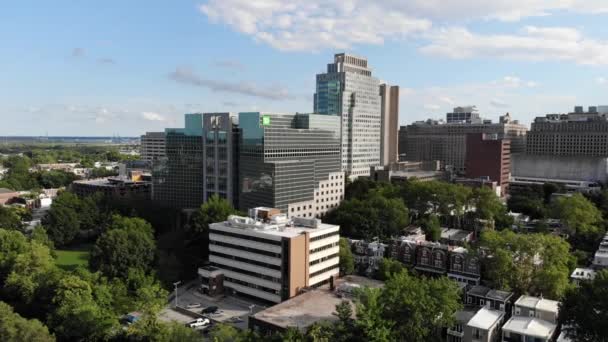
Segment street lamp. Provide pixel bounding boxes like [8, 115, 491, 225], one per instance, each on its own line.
[173, 281, 181, 308]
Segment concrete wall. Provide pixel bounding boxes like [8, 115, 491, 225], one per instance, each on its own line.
[512, 154, 608, 182]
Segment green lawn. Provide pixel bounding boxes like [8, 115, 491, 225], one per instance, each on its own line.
[55, 244, 92, 271]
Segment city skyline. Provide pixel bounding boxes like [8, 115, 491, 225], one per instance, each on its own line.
[3, 1, 608, 135]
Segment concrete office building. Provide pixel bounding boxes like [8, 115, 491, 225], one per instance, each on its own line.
[200, 207, 340, 303]
[152, 114, 205, 209]
[400, 111, 527, 173]
[379, 84, 399, 166]
[140, 132, 166, 163]
[527, 106, 608, 156]
[203, 113, 239, 206]
[510, 106, 608, 193]
[239, 112, 343, 218]
[465, 133, 511, 196]
[314, 53, 382, 178]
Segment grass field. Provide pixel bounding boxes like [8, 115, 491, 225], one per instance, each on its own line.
[55, 244, 92, 271]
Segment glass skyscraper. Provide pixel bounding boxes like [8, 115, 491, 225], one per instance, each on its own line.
[152, 113, 205, 209]
[314, 53, 382, 178]
[238, 112, 343, 217]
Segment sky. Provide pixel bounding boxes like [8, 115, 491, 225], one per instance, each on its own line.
[2, 1, 608, 136]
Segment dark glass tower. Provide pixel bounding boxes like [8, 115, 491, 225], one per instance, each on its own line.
[238, 112, 341, 215]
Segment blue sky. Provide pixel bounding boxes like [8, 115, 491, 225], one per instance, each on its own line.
[2, 1, 608, 136]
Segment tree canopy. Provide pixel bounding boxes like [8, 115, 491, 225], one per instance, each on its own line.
[480, 230, 575, 299]
[90, 215, 156, 279]
[339, 238, 354, 276]
[560, 269, 608, 342]
[0, 301, 54, 342]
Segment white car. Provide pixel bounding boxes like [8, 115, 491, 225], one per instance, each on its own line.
[186, 303, 202, 309]
[187, 318, 210, 328]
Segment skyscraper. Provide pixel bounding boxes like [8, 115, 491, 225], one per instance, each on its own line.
[238, 112, 343, 218]
[203, 113, 239, 206]
[314, 53, 381, 178]
[152, 113, 205, 209]
[379, 84, 399, 166]
[140, 132, 166, 163]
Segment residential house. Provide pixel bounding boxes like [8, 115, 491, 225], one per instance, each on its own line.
[465, 285, 514, 314]
[350, 239, 386, 276]
[502, 296, 559, 342]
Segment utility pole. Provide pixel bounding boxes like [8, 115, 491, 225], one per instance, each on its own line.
[173, 281, 181, 308]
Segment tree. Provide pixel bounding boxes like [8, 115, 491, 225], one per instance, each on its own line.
[0, 206, 23, 231]
[560, 270, 608, 342]
[470, 186, 505, 221]
[89, 215, 156, 279]
[421, 214, 441, 242]
[338, 238, 354, 276]
[553, 193, 603, 236]
[43, 192, 81, 247]
[377, 258, 404, 281]
[0, 301, 54, 342]
[481, 230, 574, 299]
[48, 275, 117, 341]
[374, 271, 462, 341]
[192, 194, 239, 235]
[0, 229, 29, 284]
[4, 241, 55, 304]
[553, 193, 606, 253]
[507, 196, 547, 220]
[325, 194, 408, 239]
[207, 323, 259, 341]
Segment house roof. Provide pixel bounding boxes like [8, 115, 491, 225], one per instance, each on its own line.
[467, 308, 504, 330]
[515, 296, 559, 314]
[486, 289, 513, 301]
[502, 316, 556, 338]
[467, 285, 491, 297]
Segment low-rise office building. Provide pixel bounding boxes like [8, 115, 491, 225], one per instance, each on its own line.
[70, 173, 152, 201]
[249, 275, 383, 334]
[199, 207, 340, 304]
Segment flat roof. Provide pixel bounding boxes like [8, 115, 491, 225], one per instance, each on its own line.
[211, 219, 339, 239]
[515, 296, 559, 314]
[252, 276, 383, 331]
[486, 289, 513, 301]
[468, 285, 491, 297]
[502, 316, 556, 338]
[467, 308, 504, 330]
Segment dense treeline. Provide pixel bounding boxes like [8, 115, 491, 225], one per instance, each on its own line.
[325, 178, 510, 240]
[0, 146, 135, 191]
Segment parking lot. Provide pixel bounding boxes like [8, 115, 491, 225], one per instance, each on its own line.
[158, 280, 269, 331]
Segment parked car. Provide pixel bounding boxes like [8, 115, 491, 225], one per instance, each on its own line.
[201, 306, 219, 314]
[186, 303, 202, 309]
[187, 318, 210, 328]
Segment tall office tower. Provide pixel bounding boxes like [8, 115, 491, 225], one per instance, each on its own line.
[465, 133, 511, 196]
[239, 112, 343, 218]
[152, 114, 205, 209]
[314, 53, 381, 178]
[203, 113, 239, 207]
[399, 109, 527, 173]
[379, 84, 400, 166]
[140, 132, 166, 163]
[200, 207, 340, 303]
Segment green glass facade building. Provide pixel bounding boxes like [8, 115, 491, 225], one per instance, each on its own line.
[238, 112, 341, 214]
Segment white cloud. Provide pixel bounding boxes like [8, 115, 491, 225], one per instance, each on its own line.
[597, 77, 608, 85]
[424, 104, 441, 110]
[199, 1, 608, 52]
[141, 112, 166, 121]
[168, 66, 293, 100]
[420, 26, 608, 65]
[492, 76, 539, 88]
[199, 0, 431, 51]
[490, 98, 510, 108]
